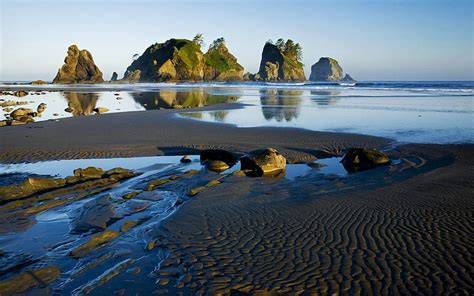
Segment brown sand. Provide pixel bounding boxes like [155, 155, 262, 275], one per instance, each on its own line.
[151, 144, 474, 295]
[0, 105, 390, 163]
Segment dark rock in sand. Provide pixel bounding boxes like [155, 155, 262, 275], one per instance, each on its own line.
[341, 148, 391, 173]
[180, 155, 192, 163]
[240, 148, 286, 176]
[200, 149, 239, 166]
[111, 72, 118, 81]
[53, 45, 104, 84]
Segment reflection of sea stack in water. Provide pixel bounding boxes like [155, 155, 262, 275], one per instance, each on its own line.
[63, 92, 99, 116]
[53, 45, 104, 84]
[259, 89, 302, 121]
[131, 90, 239, 110]
[309, 57, 355, 82]
[310, 90, 341, 105]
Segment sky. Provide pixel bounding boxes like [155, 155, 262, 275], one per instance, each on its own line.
[0, 0, 473, 81]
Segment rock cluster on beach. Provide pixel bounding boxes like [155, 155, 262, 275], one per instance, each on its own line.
[52, 45, 104, 84]
[309, 57, 355, 82]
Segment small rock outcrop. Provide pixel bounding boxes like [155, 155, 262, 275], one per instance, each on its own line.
[309, 57, 355, 82]
[257, 39, 305, 82]
[204, 38, 244, 81]
[110, 72, 118, 81]
[240, 148, 286, 177]
[341, 148, 391, 173]
[53, 45, 104, 84]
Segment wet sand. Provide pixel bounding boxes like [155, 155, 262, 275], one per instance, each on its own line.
[0, 105, 472, 294]
[152, 144, 474, 294]
[0, 104, 391, 163]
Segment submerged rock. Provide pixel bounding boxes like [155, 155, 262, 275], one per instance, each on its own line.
[240, 148, 286, 177]
[257, 40, 305, 82]
[73, 167, 105, 179]
[70, 230, 119, 258]
[341, 148, 391, 173]
[53, 44, 104, 84]
[72, 195, 119, 232]
[0, 176, 66, 201]
[0, 266, 61, 295]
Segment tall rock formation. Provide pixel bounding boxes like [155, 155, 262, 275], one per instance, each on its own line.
[309, 57, 355, 82]
[123, 37, 244, 82]
[123, 38, 205, 82]
[257, 40, 305, 82]
[53, 45, 104, 84]
[204, 38, 244, 81]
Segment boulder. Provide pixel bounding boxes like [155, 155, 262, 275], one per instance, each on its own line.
[240, 148, 286, 176]
[200, 149, 239, 166]
[340, 148, 391, 173]
[37, 103, 47, 113]
[13, 91, 28, 97]
[110, 72, 118, 81]
[204, 160, 230, 172]
[309, 57, 343, 81]
[73, 167, 104, 179]
[53, 45, 104, 84]
[257, 40, 305, 82]
[180, 155, 192, 163]
[10, 108, 37, 120]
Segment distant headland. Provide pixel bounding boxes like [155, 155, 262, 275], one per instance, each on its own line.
[52, 34, 355, 84]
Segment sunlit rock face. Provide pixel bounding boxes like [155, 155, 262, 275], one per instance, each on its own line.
[53, 45, 104, 84]
[257, 42, 306, 82]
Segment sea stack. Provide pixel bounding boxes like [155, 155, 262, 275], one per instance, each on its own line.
[53, 45, 104, 84]
[204, 38, 244, 81]
[123, 36, 244, 82]
[309, 57, 355, 82]
[257, 39, 306, 82]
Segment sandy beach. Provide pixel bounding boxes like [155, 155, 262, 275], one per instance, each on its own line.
[0, 103, 391, 163]
[0, 102, 472, 294]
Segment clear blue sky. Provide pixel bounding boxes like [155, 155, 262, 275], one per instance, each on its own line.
[1, 0, 473, 81]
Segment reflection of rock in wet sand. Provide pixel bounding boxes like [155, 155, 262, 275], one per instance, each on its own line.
[63, 92, 99, 116]
[132, 90, 238, 110]
[310, 90, 340, 105]
[260, 89, 302, 122]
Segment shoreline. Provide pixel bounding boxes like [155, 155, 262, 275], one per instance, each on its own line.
[0, 104, 393, 164]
